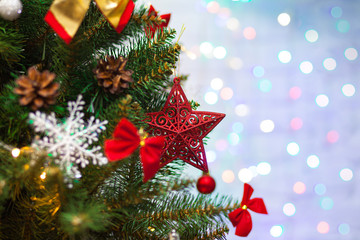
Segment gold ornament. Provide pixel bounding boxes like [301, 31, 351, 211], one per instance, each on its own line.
[44, 0, 134, 44]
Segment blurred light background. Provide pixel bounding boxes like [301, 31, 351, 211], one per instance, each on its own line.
[142, 0, 360, 239]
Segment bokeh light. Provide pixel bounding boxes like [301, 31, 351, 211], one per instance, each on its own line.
[226, 18, 240, 31]
[235, 104, 250, 117]
[228, 132, 240, 145]
[307, 155, 320, 168]
[342, 84, 356, 97]
[257, 162, 271, 175]
[206, 1, 220, 13]
[213, 46, 227, 59]
[336, 19, 350, 33]
[314, 183, 327, 196]
[218, 7, 231, 20]
[339, 168, 353, 181]
[299, 61, 313, 74]
[204, 92, 218, 105]
[287, 142, 300, 156]
[344, 48, 358, 61]
[185, 51, 197, 60]
[206, 150, 216, 163]
[210, 77, 223, 90]
[260, 119, 275, 133]
[320, 197, 334, 210]
[40, 171, 46, 180]
[277, 13, 291, 26]
[331, 6, 342, 18]
[238, 168, 253, 183]
[317, 221, 330, 234]
[315, 94, 329, 107]
[11, 148, 20, 158]
[270, 225, 284, 237]
[220, 87, 233, 100]
[293, 181, 306, 194]
[248, 166, 258, 178]
[290, 117, 303, 130]
[289, 86, 302, 100]
[305, 29, 319, 43]
[200, 42, 213, 56]
[228, 57, 243, 70]
[215, 139, 228, 151]
[258, 79, 272, 92]
[327, 130, 339, 143]
[283, 203, 296, 217]
[338, 223, 350, 235]
[232, 122, 244, 133]
[243, 27, 256, 40]
[222, 170, 235, 183]
[278, 50, 292, 63]
[253, 66, 265, 77]
[323, 57, 337, 71]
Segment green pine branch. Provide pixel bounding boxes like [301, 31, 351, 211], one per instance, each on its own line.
[0, 1, 239, 239]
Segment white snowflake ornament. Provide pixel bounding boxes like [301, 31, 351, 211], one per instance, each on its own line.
[29, 95, 108, 180]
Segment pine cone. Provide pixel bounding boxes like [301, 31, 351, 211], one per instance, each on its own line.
[14, 67, 59, 111]
[94, 56, 134, 94]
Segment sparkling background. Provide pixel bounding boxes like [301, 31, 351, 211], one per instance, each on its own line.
[145, 0, 360, 239]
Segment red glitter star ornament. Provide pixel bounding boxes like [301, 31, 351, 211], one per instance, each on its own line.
[145, 77, 225, 172]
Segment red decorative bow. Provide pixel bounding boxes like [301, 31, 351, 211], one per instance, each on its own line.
[228, 183, 267, 237]
[104, 118, 165, 182]
[146, 5, 171, 38]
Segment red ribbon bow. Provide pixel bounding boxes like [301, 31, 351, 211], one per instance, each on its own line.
[228, 183, 267, 237]
[104, 118, 164, 182]
[146, 5, 171, 38]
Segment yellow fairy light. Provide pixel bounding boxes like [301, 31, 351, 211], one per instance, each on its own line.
[138, 128, 148, 147]
[11, 148, 21, 158]
[23, 164, 30, 171]
[71, 215, 83, 226]
[242, 205, 248, 210]
[40, 171, 47, 180]
[148, 226, 155, 232]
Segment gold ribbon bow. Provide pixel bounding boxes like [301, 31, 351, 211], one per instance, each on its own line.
[45, 0, 134, 44]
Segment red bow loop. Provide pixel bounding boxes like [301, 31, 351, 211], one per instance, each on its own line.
[104, 118, 165, 182]
[247, 198, 268, 214]
[241, 183, 254, 205]
[158, 13, 171, 28]
[113, 118, 140, 143]
[148, 5, 157, 16]
[140, 136, 165, 182]
[229, 208, 244, 227]
[228, 183, 267, 237]
[105, 118, 139, 161]
[146, 5, 171, 38]
[229, 209, 253, 237]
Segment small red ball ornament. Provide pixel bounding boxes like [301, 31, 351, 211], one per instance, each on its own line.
[197, 174, 216, 194]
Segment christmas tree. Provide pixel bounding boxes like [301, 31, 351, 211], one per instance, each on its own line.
[0, 0, 263, 239]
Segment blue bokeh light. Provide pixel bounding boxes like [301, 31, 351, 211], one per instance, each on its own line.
[336, 20, 350, 33]
[314, 184, 327, 196]
[331, 6, 342, 18]
[338, 223, 350, 235]
[320, 197, 334, 210]
[258, 79, 272, 92]
[253, 66, 265, 77]
[232, 122, 244, 133]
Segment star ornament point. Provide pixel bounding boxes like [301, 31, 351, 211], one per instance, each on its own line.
[146, 79, 225, 172]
